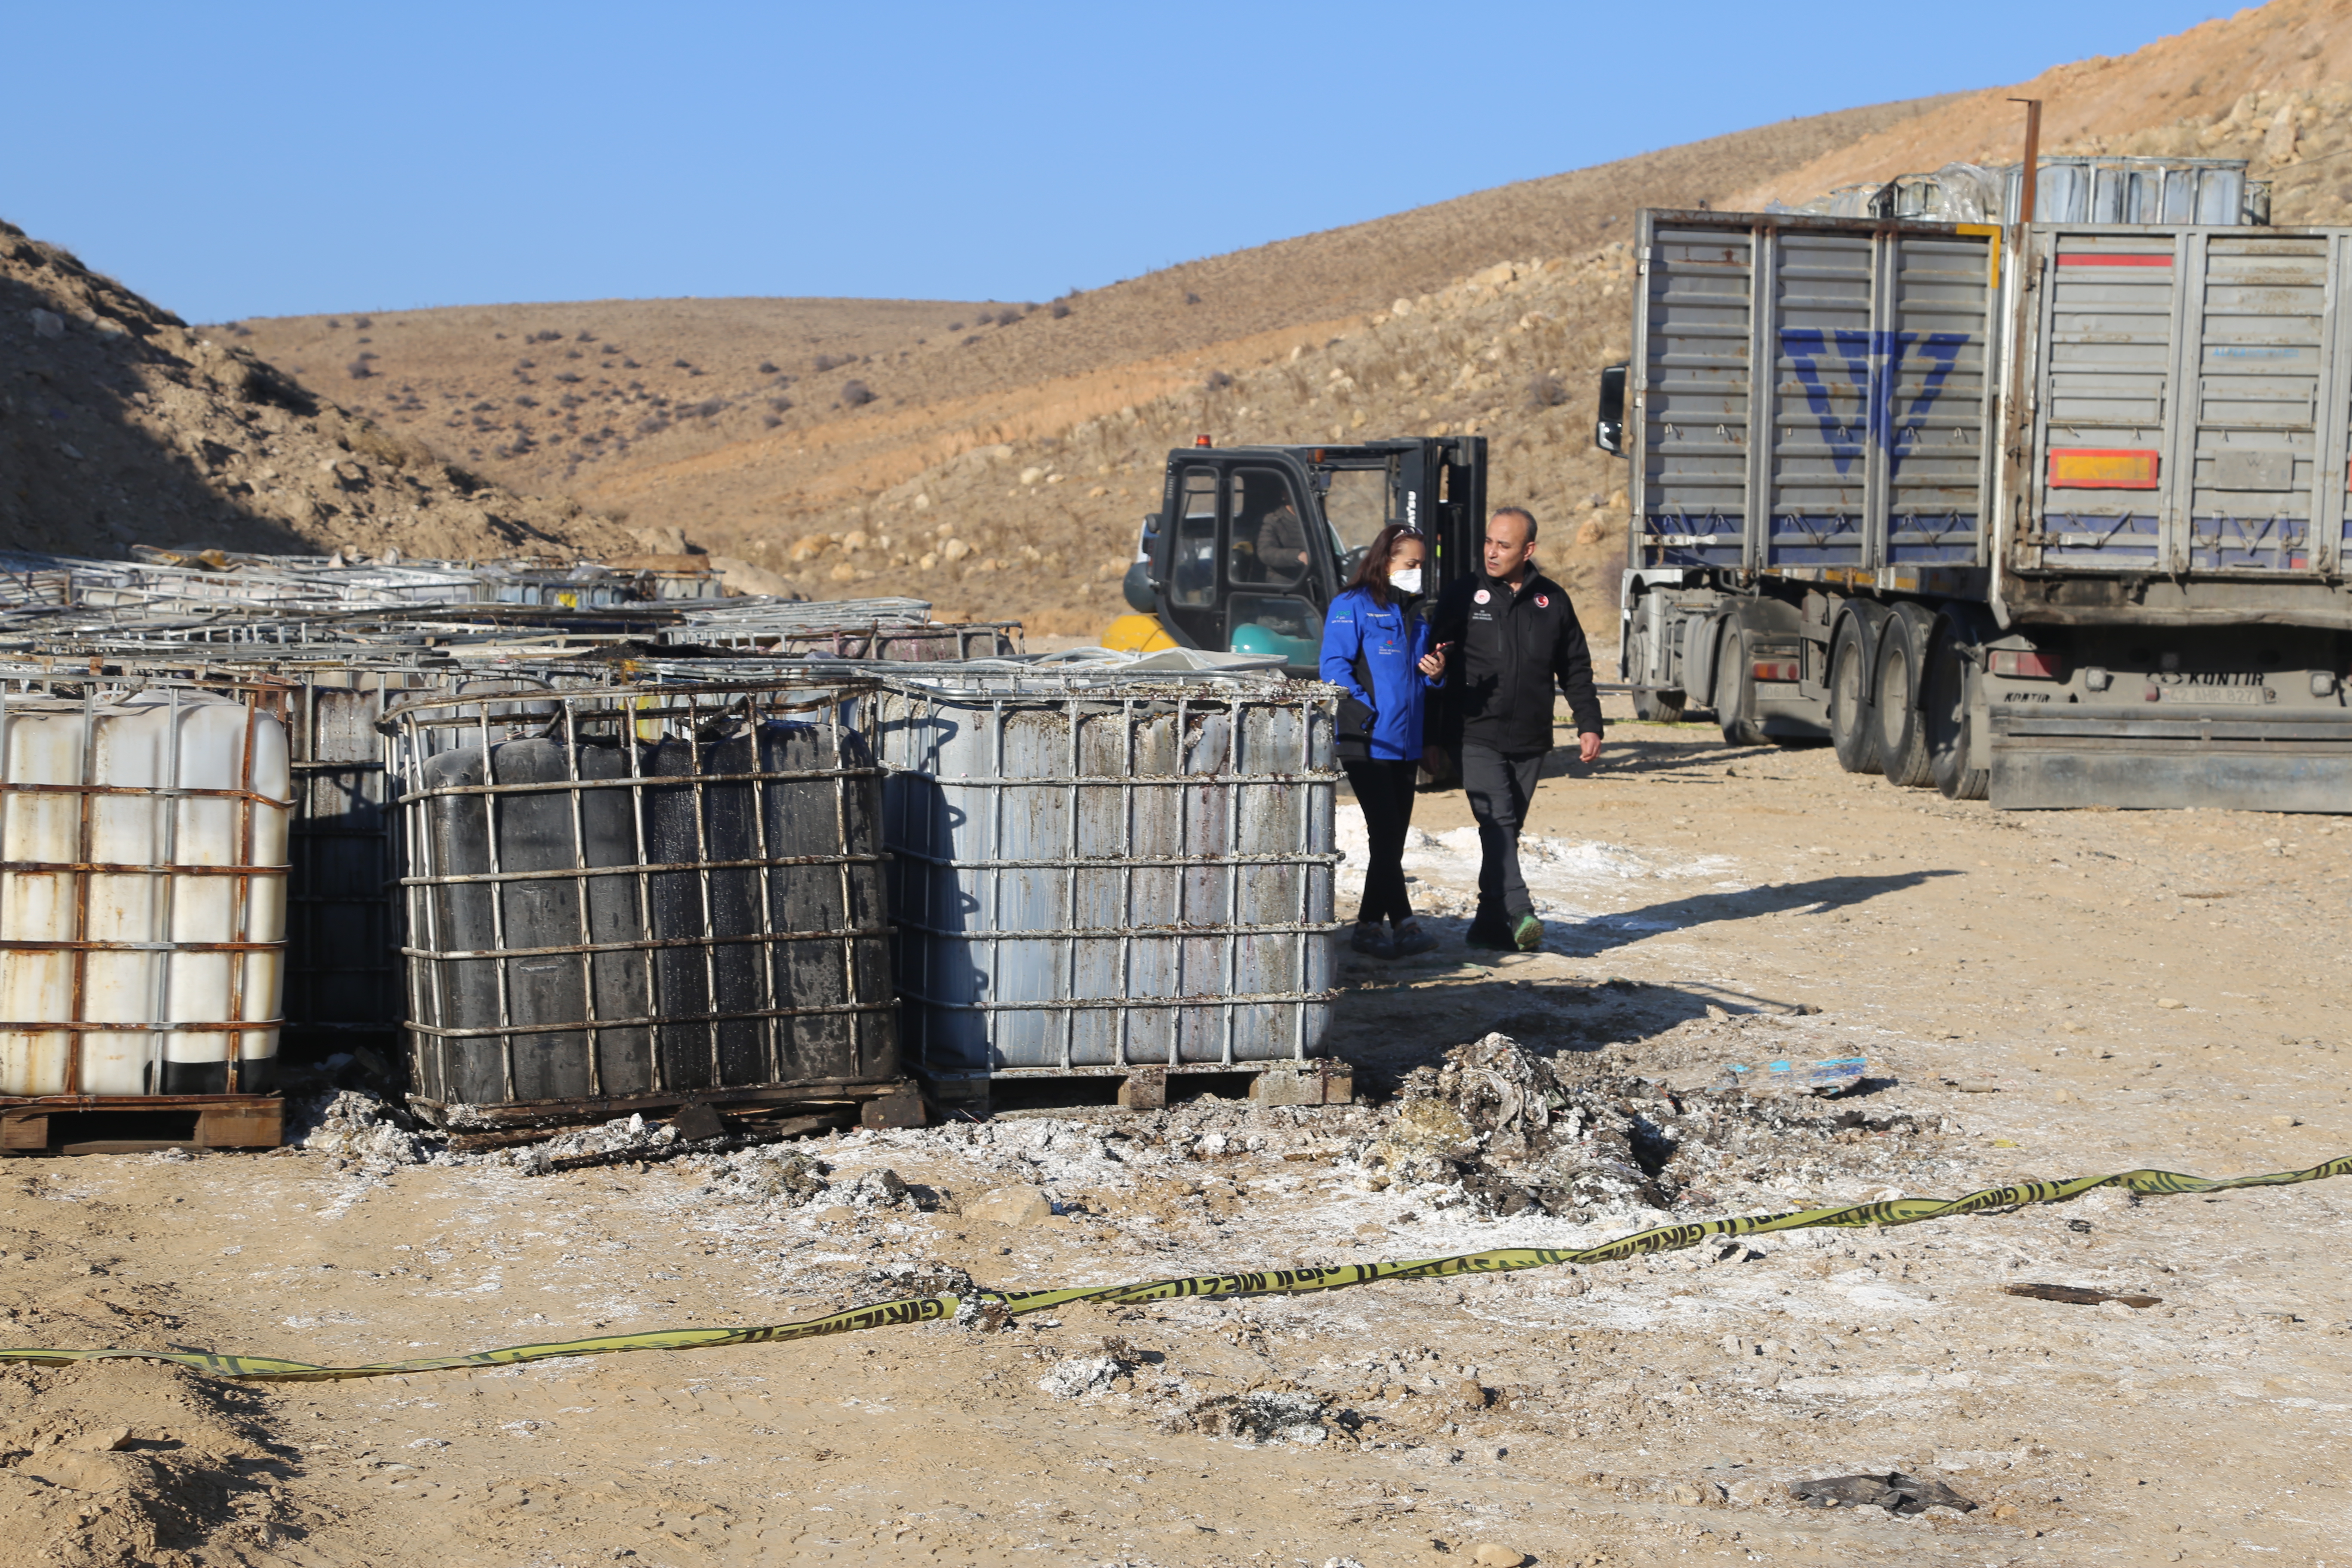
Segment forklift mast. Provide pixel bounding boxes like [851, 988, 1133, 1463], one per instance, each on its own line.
[1125, 437, 1486, 672]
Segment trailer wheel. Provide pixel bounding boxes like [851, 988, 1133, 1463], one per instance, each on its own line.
[1627, 620, 1687, 722]
[1715, 623, 1763, 744]
[1923, 617, 1989, 800]
[1635, 688, 1687, 723]
[1828, 610, 1883, 774]
[1873, 603, 1938, 788]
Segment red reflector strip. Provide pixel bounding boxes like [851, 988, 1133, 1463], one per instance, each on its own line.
[1751, 660, 1801, 683]
[1989, 650, 2065, 679]
[2049, 448, 2160, 490]
[2056, 253, 2173, 266]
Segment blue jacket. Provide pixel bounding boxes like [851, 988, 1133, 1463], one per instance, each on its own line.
[1320, 586, 1438, 761]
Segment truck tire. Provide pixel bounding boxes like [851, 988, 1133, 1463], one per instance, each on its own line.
[1923, 616, 1990, 800]
[1628, 619, 1687, 722]
[1715, 623, 1764, 744]
[1828, 608, 1883, 775]
[1635, 688, 1687, 723]
[1873, 603, 1938, 788]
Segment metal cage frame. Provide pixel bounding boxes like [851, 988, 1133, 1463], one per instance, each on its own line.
[873, 668, 1342, 1079]
[384, 676, 898, 1112]
[0, 673, 295, 1096]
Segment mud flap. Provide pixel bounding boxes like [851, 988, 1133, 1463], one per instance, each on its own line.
[1990, 721, 2352, 811]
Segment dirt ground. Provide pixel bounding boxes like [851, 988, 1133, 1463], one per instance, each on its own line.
[3, 702, 2349, 1568]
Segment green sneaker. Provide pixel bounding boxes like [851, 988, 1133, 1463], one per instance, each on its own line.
[1510, 912, 1544, 951]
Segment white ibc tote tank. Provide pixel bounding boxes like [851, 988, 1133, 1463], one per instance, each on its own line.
[0, 684, 292, 1096]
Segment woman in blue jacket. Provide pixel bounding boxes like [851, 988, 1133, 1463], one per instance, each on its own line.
[1321, 525, 1447, 959]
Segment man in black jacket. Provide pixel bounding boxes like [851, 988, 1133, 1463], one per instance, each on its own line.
[1430, 506, 1605, 951]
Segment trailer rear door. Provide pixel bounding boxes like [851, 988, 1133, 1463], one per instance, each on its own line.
[2020, 227, 2352, 577]
[1634, 212, 1998, 580]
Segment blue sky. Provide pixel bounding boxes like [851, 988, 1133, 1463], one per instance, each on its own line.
[3, 0, 2245, 322]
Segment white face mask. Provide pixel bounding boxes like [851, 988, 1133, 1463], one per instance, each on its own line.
[1388, 566, 1424, 597]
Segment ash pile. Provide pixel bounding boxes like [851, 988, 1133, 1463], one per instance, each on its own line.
[1358, 1033, 1943, 1219]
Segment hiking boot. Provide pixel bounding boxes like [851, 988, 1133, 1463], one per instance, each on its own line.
[1464, 915, 1515, 952]
[1386, 920, 1438, 959]
[1348, 921, 1392, 958]
[1510, 911, 1545, 951]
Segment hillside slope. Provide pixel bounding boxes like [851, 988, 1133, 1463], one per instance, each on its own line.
[0, 221, 627, 563]
[210, 0, 2352, 637]
[224, 95, 1953, 612]
[1722, 0, 2352, 210]
[724, 3, 2352, 634]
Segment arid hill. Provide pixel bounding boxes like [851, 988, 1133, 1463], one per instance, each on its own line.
[1722, 0, 2352, 212]
[0, 221, 628, 564]
[226, 96, 1956, 628]
[45, 0, 2352, 637]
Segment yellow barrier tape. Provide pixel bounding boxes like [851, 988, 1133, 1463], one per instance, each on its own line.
[5, 1155, 2343, 1382]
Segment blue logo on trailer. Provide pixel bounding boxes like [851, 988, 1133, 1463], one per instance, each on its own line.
[1781, 330, 1969, 476]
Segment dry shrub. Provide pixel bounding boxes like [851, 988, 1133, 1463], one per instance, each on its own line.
[347, 422, 435, 470]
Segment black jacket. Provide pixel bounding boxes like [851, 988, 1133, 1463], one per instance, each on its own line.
[1431, 569, 1605, 756]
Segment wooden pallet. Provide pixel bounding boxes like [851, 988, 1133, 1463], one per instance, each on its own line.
[411, 1079, 923, 1140]
[0, 1095, 283, 1155]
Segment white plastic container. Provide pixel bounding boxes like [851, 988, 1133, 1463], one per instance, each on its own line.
[0, 686, 291, 1095]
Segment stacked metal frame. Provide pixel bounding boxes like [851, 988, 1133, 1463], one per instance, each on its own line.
[761, 622, 1022, 662]
[872, 666, 1340, 1084]
[384, 677, 898, 1120]
[665, 597, 936, 650]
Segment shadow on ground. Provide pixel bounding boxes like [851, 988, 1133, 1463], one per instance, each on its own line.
[1536, 737, 1791, 782]
[1325, 871, 1954, 1089]
[1545, 869, 1958, 956]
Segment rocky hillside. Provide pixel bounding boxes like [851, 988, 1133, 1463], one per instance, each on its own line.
[221, 95, 1956, 630]
[0, 220, 629, 562]
[1722, 0, 2352, 210]
[735, 245, 1645, 634]
[54, 0, 2352, 635]
[723, 3, 2352, 637]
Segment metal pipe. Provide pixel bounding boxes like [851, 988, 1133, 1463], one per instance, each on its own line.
[2009, 97, 2044, 225]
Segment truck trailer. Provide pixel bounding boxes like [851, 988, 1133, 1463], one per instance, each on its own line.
[1601, 188, 2352, 811]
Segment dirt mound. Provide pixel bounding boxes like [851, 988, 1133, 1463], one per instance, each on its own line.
[0, 1159, 311, 1566]
[0, 219, 628, 564]
[0, 1360, 305, 1565]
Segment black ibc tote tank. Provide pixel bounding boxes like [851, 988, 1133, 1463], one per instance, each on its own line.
[640, 718, 891, 1091]
[394, 682, 897, 1112]
[411, 736, 651, 1106]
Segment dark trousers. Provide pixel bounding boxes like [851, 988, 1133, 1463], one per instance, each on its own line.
[1458, 742, 1544, 922]
[1343, 757, 1420, 926]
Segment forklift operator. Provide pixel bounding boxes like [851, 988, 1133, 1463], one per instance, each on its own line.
[1231, 494, 1312, 588]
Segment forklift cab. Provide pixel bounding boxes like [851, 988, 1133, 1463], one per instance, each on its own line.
[1129, 437, 1486, 674]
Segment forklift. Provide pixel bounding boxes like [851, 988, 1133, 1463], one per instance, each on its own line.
[1102, 435, 1487, 673]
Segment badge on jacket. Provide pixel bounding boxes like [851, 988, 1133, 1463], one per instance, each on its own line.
[1536, 594, 1550, 608]
[1474, 589, 1490, 604]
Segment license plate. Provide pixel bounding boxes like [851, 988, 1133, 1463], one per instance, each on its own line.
[2158, 683, 2266, 705]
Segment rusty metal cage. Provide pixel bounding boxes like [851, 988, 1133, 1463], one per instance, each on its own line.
[384, 676, 898, 1119]
[3, 650, 624, 1072]
[0, 673, 295, 1099]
